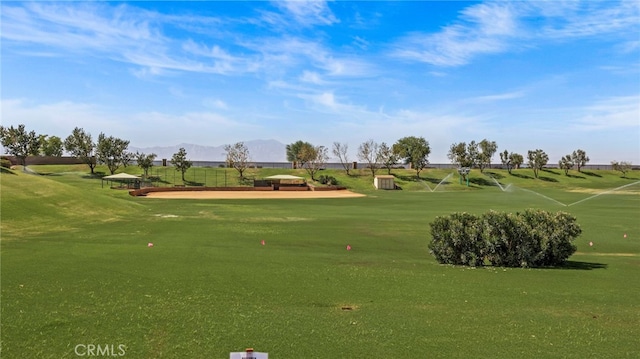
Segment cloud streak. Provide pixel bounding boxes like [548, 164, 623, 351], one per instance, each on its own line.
[391, 1, 640, 67]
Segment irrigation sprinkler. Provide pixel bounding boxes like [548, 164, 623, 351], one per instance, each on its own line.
[457, 167, 470, 187]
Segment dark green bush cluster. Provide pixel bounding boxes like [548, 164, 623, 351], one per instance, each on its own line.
[1, 157, 12, 169]
[317, 175, 338, 185]
[428, 209, 581, 268]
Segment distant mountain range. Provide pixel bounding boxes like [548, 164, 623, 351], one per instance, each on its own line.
[129, 139, 287, 162]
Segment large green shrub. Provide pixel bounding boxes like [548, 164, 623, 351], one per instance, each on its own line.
[1, 157, 12, 169]
[429, 212, 484, 267]
[429, 209, 581, 268]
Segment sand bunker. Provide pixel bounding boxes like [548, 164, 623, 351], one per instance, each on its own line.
[145, 190, 366, 199]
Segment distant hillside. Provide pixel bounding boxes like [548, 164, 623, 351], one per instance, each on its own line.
[129, 139, 287, 162]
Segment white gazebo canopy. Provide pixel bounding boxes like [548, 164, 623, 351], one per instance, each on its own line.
[265, 175, 304, 180]
[103, 173, 141, 180]
[102, 173, 141, 188]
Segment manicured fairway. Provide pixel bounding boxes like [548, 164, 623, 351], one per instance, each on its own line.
[1, 167, 639, 358]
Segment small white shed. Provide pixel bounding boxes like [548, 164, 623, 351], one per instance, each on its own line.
[374, 175, 395, 190]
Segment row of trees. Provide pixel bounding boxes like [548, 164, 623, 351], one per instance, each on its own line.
[286, 136, 432, 180]
[1, 124, 634, 180]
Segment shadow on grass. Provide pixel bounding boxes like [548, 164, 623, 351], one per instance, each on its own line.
[422, 176, 453, 185]
[566, 173, 586, 179]
[554, 260, 608, 270]
[394, 174, 422, 182]
[1, 167, 17, 175]
[541, 168, 561, 175]
[185, 180, 205, 186]
[82, 172, 106, 179]
[581, 170, 602, 177]
[484, 171, 505, 179]
[510, 172, 533, 179]
[538, 176, 559, 182]
[469, 177, 494, 186]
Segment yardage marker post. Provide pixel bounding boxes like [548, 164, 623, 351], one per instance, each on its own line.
[457, 167, 470, 187]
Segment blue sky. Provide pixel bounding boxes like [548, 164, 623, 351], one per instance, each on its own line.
[1, 1, 639, 163]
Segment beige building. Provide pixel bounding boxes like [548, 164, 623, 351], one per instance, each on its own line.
[374, 175, 395, 190]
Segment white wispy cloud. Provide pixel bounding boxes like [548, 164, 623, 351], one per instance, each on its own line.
[391, 1, 640, 67]
[531, 1, 640, 39]
[1, 98, 262, 147]
[392, 2, 518, 66]
[272, 0, 338, 26]
[468, 91, 525, 103]
[572, 95, 640, 131]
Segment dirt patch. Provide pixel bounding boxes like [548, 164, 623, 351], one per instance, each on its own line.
[145, 190, 366, 199]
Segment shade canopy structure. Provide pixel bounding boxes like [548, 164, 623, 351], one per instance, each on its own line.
[264, 175, 304, 180]
[103, 173, 141, 180]
[262, 174, 306, 187]
[102, 173, 141, 189]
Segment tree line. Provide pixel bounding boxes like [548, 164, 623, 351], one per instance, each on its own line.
[0, 124, 634, 180]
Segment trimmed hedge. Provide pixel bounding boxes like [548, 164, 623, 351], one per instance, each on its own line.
[428, 209, 581, 268]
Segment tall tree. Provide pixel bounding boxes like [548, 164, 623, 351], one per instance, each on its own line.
[40, 135, 64, 156]
[505, 152, 524, 174]
[286, 140, 312, 168]
[558, 155, 574, 175]
[136, 152, 157, 178]
[448, 142, 474, 168]
[332, 142, 351, 175]
[611, 161, 632, 178]
[377, 142, 398, 175]
[509, 153, 524, 170]
[527, 149, 549, 178]
[64, 127, 97, 174]
[170, 147, 192, 182]
[0, 124, 40, 169]
[299, 145, 328, 181]
[224, 142, 251, 179]
[499, 150, 510, 172]
[96, 133, 132, 175]
[477, 139, 497, 172]
[393, 136, 430, 178]
[571, 149, 589, 172]
[357, 139, 380, 178]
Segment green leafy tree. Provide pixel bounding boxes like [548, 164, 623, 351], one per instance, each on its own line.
[171, 147, 192, 182]
[499, 150, 511, 173]
[377, 142, 398, 175]
[509, 152, 524, 171]
[477, 139, 498, 172]
[0, 124, 41, 169]
[571, 149, 589, 172]
[448, 142, 474, 181]
[286, 140, 312, 168]
[558, 155, 574, 175]
[357, 139, 380, 178]
[611, 160, 632, 178]
[40, 135, 64, 156]
[136, 152, 157, 178]
[64, 127, 96, 174]
[224, 142, 251, 179]
[448, 142, 474, 167]
[96, 133, 132, 175]
[393, 136, 430, 178]
[299, 144, 328, 181]
[332, 142, 351, 175]
[527, 149, 548, 178]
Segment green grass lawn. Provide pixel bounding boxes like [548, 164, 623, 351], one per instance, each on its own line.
[1, 166, 639, 358]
